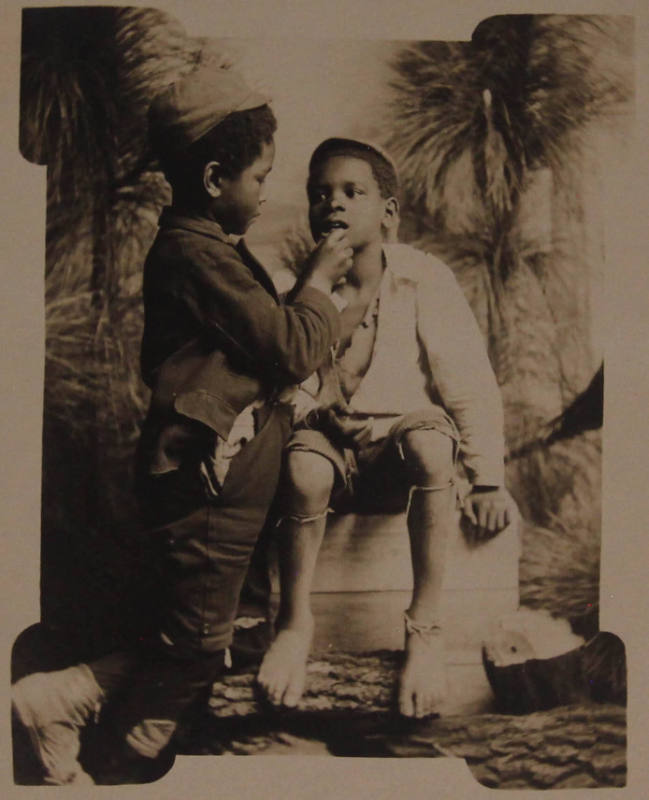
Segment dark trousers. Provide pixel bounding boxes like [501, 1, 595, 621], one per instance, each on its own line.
[236, 512, 276, 621]
[89, 404, 291, 752]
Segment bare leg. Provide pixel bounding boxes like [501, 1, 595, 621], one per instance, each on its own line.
[397, 429, 456, 718]
[257, 451, 334, 707]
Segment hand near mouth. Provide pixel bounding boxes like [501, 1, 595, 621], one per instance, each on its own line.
[303, 228, 354, 294]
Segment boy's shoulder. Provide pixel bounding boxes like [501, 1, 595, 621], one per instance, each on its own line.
[149, 215, 280, 300]
[148, 212, 245, 274]
[382, 242, 455, 288]
[156, 212, 238, 254]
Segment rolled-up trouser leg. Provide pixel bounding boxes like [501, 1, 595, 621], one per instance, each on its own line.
[119, 648, 227, 758]
[87, 651, 138, 697]
[236, 513, 275, 622]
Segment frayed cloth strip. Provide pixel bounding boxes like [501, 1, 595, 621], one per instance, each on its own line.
[275, 508, 331, 526]
[405, 480, 455, 515]
[404, 610, 443, 637]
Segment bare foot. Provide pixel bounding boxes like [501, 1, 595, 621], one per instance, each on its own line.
[257, 617, 314, 708]
[398, 620, 447, 718]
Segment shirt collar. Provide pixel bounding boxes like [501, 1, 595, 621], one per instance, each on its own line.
[332, 254, 386, 325]
[330, 244, 419, 288]
[158, 206, 240, 246]
[382, 243, 422, 282]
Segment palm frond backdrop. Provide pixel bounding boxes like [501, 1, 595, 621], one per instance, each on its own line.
[20, 7, 222, 645]
[384, 15, 632, 632]
[21, 10, 633, 647]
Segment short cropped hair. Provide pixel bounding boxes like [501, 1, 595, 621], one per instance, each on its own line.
[153, 104, 277, 196]
[308, 137, 399, 199]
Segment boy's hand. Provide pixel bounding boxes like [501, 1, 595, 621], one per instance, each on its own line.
[461, 486, 518, 542]
[304, 229, 354, 293]
[289, 386, 319, 425]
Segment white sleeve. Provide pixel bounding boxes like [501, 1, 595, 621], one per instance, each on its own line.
[416, 259, 505, 485]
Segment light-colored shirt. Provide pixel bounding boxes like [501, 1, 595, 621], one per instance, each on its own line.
[286, 243, 505, 486]
[335, 289, 380, 402]
[359, 244, 504, 484]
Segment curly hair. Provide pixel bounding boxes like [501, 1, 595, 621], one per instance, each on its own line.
[307, 137, 399, 200]
[155, 104, 277, 199]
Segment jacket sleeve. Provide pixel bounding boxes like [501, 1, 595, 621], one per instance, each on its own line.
[416, 258, 506, 486]
[180, 239, 340, 385]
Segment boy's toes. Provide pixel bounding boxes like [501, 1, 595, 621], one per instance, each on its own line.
[398, 687, 415, 718]
[415, 691, 434, 718]
[255, 625, 313, 708]
[413, 695, 426, 719]
[256, 665, 280, 704]
[269, 687, 285, 706]
[263, 685, 283, 707]
[256, 668, 270, 695]
[259, 675, 285, 706]
[282, 692, 298, 708]
[282, 673, 305, 708]
[399, 681, 445, 718]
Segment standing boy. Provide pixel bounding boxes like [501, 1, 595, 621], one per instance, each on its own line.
[12, 68, 352, 784]
[257, 138, 518, 718]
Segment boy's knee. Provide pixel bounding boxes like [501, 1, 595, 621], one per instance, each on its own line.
[400, 428, 455, 485]
[282, 450, 335, 514]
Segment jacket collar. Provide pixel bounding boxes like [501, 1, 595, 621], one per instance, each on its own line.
[236, 239, 280, 302]
[158, 207, 279, 302]
[159, 206, 239, 246]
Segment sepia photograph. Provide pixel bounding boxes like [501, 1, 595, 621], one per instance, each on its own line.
[1, 1, 645, 796]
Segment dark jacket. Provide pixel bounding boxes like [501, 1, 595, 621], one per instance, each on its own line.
[138, 208, 340, 477]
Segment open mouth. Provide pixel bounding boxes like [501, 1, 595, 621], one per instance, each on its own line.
[322, 219, 349, 233]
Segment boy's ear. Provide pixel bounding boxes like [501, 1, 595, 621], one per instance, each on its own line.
[381, 196, 400, 242]
[203, 161, 222, 198]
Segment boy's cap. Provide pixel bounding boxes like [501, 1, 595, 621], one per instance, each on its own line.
[309, 137, 398, 176]
[149, 64, 269, 156]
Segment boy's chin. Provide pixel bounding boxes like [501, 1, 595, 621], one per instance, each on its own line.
[242, 216, 261, 235]
[230, 222, 252, 237]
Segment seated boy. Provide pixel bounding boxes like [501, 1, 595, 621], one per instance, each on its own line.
[257, 138, 517, 718]
[11, 69, 354, 784]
